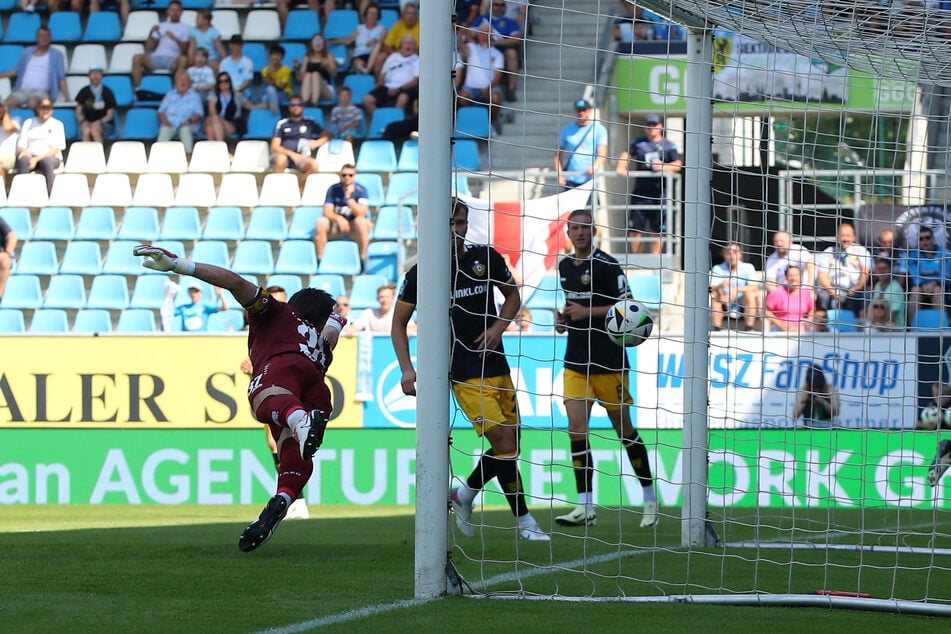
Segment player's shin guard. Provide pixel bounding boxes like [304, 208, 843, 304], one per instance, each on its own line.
[466, 449, 498, 491]
[570, 439, 593, 495]
[623, 431, 654, 487]
[494, 454, 529, 517]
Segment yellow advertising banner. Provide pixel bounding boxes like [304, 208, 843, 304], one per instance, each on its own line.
[0, 335, 361, 429]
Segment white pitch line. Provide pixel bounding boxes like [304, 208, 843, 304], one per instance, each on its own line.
[252, 598, 434, 634]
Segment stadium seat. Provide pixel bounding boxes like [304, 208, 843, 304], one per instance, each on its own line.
[230, 140, 270, 173]
[300, 173, 339, 207]
[43, 275, 87, 309]
[117, 206, 161, 241]
[85, 274, 130, 310]
[210, 9, 240, 39]
[308, 274, 346, 298]
[452, 139, 481, 171]
[343, 73, 375, 106]
[7, 173, 50, 208]
[356, 139, 398, 173]
[357, 173, 385, 207]
[120, 107, 160, 140]
[282, 9, 320, 40]
[258, 172, 302, 208]
[73, 308, 113, 333]
[90, 173, 133, 208]
[243, 10, 281, 41]
[58, 241, 103, 275]
[349, 273, 389, 309]
[242, 42, 268, 74]
[396, 140, 418, 172]
[64, 142, 108, 175]
[364, 241, 400, 282]
[244, 109, 281, 140]
[47, 173, 90, 208]
[323, 9, 359, 40]
[130, 274, 173, 309]
[146, 141, 189, 174]
[32, 206, 76, 241]
[53, 108, 79, 141]
[627, 273, 663, 311]
[31, 309, 70, 333]
[302, 106, 325, 127]
[189, 141, 231, 174]
[16, 241, 59, 275]
[287, 205, 322, 240]
[116, 308, 158, 332]
[132, 173, 175, 208]
[367, 107, 405, 139]
[215, 173, 259, 208]
[0, 207, 32, 240]
[911, 308, 950, 331]
[135, 75, 172, 107]
[74, 206, 117, 241]
[100, 74, 134, 110]
[274, 240, 319, 275]
[454, 107, 491, 139]
[0, 275, 42, 309]
[106, 141, 148, 174]
[231, 240, 275, 276]
[190, 240, 231, 269]
[173, 173, 218, 208]
[525, 271, 566, 311]
[380, 8, 399, 29]
[317, 241, 361, 276]
[202, 206, 245, 241]
[83, 10, 122, 42]
[265, 274, 303, 296]
[107, 43, 144, 74]
[371, 205, 416, 241]
[50, 11, 83, 43]
[824, 309, 859, 333]
[5, 13, 41, 44]
[102, 240, 146, 275]
[245, 206, 288, 241]
[384, 172, 419, 206]
[68, 43, 108, 75]
[0, 308, 26, 332]
[0, 44, 21, 74]
[206, 309, 245, 332]
[122, 11, 159, 42]
[328, 42, 348, 74]
[160, 206, 202, 240]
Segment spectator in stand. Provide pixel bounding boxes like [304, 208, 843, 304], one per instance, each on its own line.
[334, 294, 351, 321]
[867, 255, 906, 329]
[293, 35, 338, 107]
[132, 1, 190, 89]
[615, 114, 682, 255]
[328, 1, 387, 76]
[555, 98, 608, 189]
[877, 228, 900, 261]
[862, 299, 899, 332]
[381, 97, 418, 144]
[204, 72, 250, 142]
[186, 47, 216, 103]
[157, 72, 205, 155]
[1, 27, 69, 111]
[709, 242, 762, 331]
[329, 86, 363, 143]
[363, 34, 420, 119]
[342, 284, 412, 336]
[613, 1, 656, 45]
[0, 104, 19, 178]
[16, 99, 65, 194]
[764, 230, 814, 294]
[764, 265, 814, 333]
[175, 282, 229, 331]
[260, 45, 292, 116]
[455, 0, 482, 26]
[898, 225, 951, 323]
[220, 35, 256, 102]
[278, 0, 336, 30]
[472, 0, 523, 102]
[75, 65, 116, 143]
[373, 2, 419, 74]
[480, 0, 528, 30]
[188, 10, 227, 72]
[0, 214, 16, 300]
[270, 95, 330, 185]
[456, 22, 504, 134]
[316, 164, 370, 262]
[815, 221, 871, 318]
[792, 363, 839, 429]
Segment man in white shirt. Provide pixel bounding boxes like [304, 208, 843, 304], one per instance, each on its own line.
[764, 230, 815, 293]
[344, 284, 403, 336]
[816, 222, 872, 317]
[456, 23, 504, 132]
[131, 0, 190, 89]
[15, 98, 66, 194]
[362, 34, 419, 118]
[710, 242, 762, 331]
[1, 26, 69, 110]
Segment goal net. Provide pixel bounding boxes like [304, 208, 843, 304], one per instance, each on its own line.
[416, 0, 951, 614]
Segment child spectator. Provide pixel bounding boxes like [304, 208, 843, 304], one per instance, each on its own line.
[188, 10, 227, 72]
[329, 86, 363, 143]
[187, 47, 216, 103]
[260, 45, 293, 116]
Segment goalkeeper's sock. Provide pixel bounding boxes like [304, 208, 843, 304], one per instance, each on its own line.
[570, 439, 593, 497]
[623, 431, 655, 488]
[465, 450, 498, 491]
[276, 442, 314, 501]
[495, 457, 530, 518]
[641, 484, 657, 504]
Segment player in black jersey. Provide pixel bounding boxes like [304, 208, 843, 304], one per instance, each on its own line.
[391, 199, 549, 541]
[554, 208, 658, 529]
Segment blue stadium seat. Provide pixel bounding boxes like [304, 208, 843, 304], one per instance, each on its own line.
[0, 207, 32, 239]
[16, 241, 59, 275]
[0, 308, 26, 332]
[627, 273, 662, 311]
[49, 11, 83, 43]
[245, 109, 280, 140]
[129, 275, 171, 310]
[135, 75, 171, 106]
[911, 308, 950, 331]
[73, 308, 113, 333]
[243, 42, 268, 72]
[452, 139, 481, 171]
[116, 308, 157, 332]
[0, 275, 42, 309]
[117, 206, 161, 241]
[160, 206, 202, 241]
[5, 13, 42, 44]
[525, 271, 566, 311]
[357, 173, 385, 207]
[280, 42, 307, 68]
[231, 240, 275, 276]
[364, 241, 400, 282]
[282, 9, 320, 40]
[397, 140, 418, 171]
[371, 205, 416, 241]
[349, 273, 389, 310]
[824, 309, 859, 333]
[43, 274, 87, 309]
[328, 42, 348, 75]
[274, 240, 318, 275]
[103, 75, 135, 108]
[343, 73, 374, 105]
[245, 206, 288, 241]
[190, 240, 231, 269]
[59, 241, 103, 276]
[287, 206, 322, 240]
[384, 172, 418, 206]
[206, 309, 245, 332]
[54, 108, 79, 141]
[265, 274, 303, 296]
[74, 206, 118, 241]
[31, 309, 70, 333]
[82, 11, 123, 42]
[102, 240, 145, 275]
[324, 9, 359, 39]
[380, 8, 399, 29]
[307, 274, 346, 298]
[302, 107, 324, 127]
[0, 44, 21, 74]
[356, 139, 398, 173]
[32, 207, 75, 241]
[180, 0, 214, 7]
[120, 107, 160, 140]
[367, 107, 405, 140]
[317, 240, 361, 276]
[454, 106, 490, 139]
[202, 206, 245, 241]
[86, 274, 130, 310]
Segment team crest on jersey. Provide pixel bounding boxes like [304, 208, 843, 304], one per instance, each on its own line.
[581, 270, 591, 286]
[471, 261, 487, 277]
[299, 125, 308, 134]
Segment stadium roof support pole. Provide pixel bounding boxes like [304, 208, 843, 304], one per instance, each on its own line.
[414, 2, 453, 599]
[681, 27, 714, 548]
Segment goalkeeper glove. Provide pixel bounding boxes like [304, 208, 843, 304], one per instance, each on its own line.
[133, 244, 196, 275]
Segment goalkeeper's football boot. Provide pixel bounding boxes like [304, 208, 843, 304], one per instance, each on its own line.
[640, 501, 659, 528]
[238, 495, 288, 552]
[928, 439, 951, 487]
[293, 409, 328, 460]
[449, 487, 475, 537]
[519, 523, 551, 542]
[555, 505, 597, 527]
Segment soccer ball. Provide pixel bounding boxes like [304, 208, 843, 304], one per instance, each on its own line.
[605, 299, 653, 347]
[919, 405, 942, 430]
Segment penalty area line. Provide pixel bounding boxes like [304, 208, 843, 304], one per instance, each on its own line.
[252, 597, 434, 634]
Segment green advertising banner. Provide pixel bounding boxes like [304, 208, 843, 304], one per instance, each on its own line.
[0, 429, 946, 509]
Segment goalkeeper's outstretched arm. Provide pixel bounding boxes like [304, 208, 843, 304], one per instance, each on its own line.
[133, 244, 259, 307]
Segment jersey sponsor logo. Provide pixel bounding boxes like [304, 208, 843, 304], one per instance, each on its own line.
[376, 358, 417, 427]
[453, 284, 487, 299]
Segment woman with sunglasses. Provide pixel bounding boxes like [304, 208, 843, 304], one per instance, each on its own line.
[205, 72, 250, 141]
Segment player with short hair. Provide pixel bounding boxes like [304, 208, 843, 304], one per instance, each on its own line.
[555, 208, 658, 528]
[390, 199, 549, 541]
[133, 244, 345, 551]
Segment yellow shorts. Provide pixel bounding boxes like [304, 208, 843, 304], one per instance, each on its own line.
[563, 369, 632, 412]
[452, 374, 519, 437]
